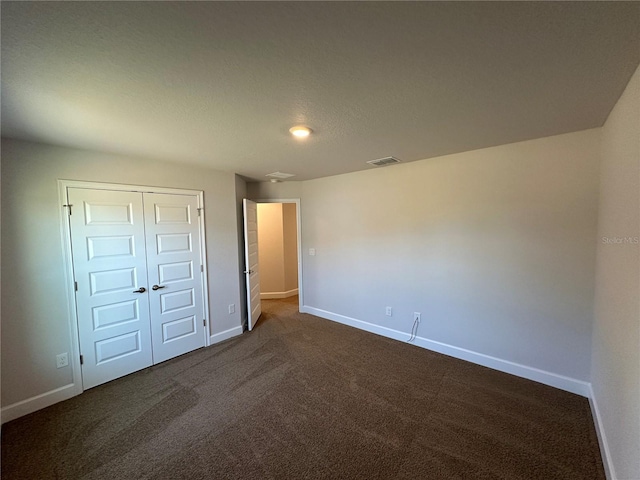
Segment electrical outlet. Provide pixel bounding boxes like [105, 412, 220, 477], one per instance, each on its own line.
[308, 248, 316, 256]
[56, 353, 69, 369]
[414, 312, 421, 323]
[228, 304, 235, 314]
[385, 306, 392, 317]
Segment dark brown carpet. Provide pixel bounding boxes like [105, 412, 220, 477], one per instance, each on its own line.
[2, 296, 604, 479]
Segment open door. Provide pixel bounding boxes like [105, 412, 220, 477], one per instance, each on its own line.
[243, 199, 262, 330]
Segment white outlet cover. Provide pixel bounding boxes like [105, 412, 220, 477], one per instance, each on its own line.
[229, 304, 235, 314]
[56, 353, 69, 369]
[309, 248, 316, 256]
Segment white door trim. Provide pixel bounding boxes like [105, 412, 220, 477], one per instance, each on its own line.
[254, 198, 303, 312]
[58, 180, 210, 394]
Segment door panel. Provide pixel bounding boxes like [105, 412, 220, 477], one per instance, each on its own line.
[162, 315, 197, 342]
[160, 288, 195, 313]
[95, 331, 142, 364]
[92, 300, 139, 329]
[68, 188, 153, 389]
[89, 268, 137, 295]
[159, 261, 193, 283]
[144, 193, 205, 364]
[157, 233, 192, 254]
[87, 235, 135, 259]
[243, 199, 262, 330]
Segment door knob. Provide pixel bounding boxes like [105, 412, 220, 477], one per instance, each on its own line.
[152, 285, 166, 291]
[133, 287, 146, 293]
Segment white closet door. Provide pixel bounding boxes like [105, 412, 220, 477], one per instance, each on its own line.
[143, 193, 205, 364]
[69, 188, 153, 389]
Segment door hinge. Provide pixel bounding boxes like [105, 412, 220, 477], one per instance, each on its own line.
[203, 319, 206, 327]
[197, 208, 203, 217]
[79, 355, 84, 365]
[200, 265, 204, 272]
[63, 204, 73, 215]
[74, 281, 78, 292]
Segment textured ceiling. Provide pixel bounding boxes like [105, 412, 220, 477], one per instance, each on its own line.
[2, 2, 639, 181]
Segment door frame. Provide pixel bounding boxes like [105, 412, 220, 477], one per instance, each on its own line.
[58, 180, 210, 393]
[254, 198, 303, 312]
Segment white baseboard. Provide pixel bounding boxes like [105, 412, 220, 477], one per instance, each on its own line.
[588, 385, 615, 480]
[300, 306, 590, 397]
[261, 288, 298, 300]
[2, 328, 245, 424]
[209, 325, 243, 345]
[1, 383, 81, 425]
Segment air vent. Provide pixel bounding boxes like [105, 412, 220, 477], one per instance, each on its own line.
[265, 172, 296, 179]
[366, 156, 401, 167]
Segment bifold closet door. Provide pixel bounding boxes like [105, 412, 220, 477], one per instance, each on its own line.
[69, 188, 153, 389]
[143, 193, 205, 364]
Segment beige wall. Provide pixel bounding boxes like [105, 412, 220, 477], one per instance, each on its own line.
[248, 181, 302, 200]
[257, 203, 286, 294]
[283, 203, 299, 292]
[256, 203, 298, 296]
[1, 139, 243, 407]
[252, 128, 601, 382]
[591, 64, 639, 480]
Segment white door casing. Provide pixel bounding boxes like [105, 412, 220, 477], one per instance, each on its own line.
[67, 185, 209, 390]
[143, 193, 205, 364]
[68, 188, 154, 389]
[243, 199, 262, 330]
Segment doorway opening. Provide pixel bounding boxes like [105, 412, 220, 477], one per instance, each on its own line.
[243, 198, 303, 331]
[257, 202, 299, 300]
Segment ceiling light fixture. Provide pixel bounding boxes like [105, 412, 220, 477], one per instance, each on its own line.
[289, 125, 312, 138]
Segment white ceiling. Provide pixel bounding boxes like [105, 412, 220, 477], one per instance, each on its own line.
[2, 2, 639, 181]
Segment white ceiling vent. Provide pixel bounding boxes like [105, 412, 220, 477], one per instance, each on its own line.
[366, 156, 401, 167]
[265, 171, 296, 179]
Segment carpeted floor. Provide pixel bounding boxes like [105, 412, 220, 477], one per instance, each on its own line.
[2, 296, 604, 479]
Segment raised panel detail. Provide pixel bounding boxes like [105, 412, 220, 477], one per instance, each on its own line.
[162, 316, 197, 343]
[87, 235, 135, 260]
[250, 280, 260, 305]
[85, 202, 133, 225]
[157, 233, 192, 254]
[92, 300, 138, 330]
[160, 289, 195, 314]
[248, 251, 258, 268]
[89, 268, 136, 295]
[155, 204, 191, 224]
[158, 261, 193, 284]
[95, 331, 141, 364]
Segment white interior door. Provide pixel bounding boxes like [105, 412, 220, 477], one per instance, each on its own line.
[143, 193, 206, 363]
[68, 188, 153, 389]
[243, 199, 262, 330]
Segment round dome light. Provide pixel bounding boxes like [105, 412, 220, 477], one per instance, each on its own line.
[289, 125, 312, 138]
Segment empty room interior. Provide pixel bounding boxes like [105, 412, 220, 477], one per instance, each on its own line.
[1, 2, 639, 479]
